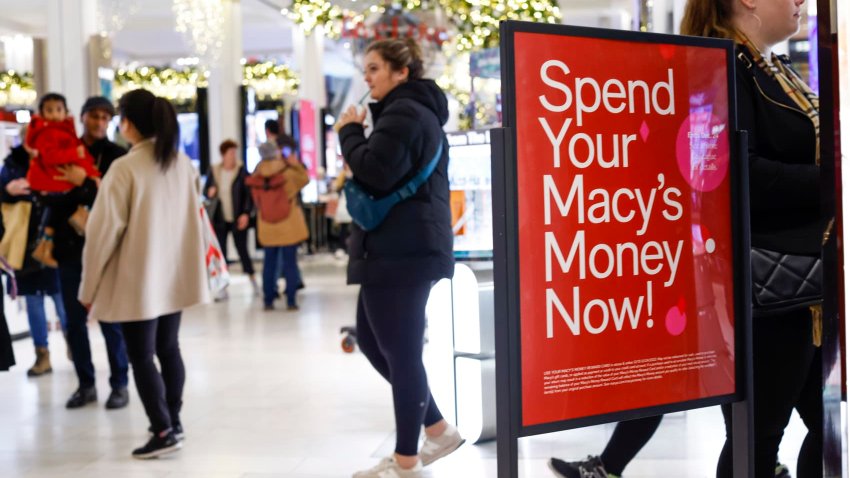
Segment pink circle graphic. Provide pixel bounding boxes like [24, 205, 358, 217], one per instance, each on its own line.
[675, 112, 730, 192]
[665, 304, 687, 336]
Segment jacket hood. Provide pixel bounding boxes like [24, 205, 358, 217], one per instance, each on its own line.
[254, 158, 286, 177]
[372, 79, 449, 126]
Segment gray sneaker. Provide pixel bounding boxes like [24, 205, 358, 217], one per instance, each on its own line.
[419, 423, 465, 466]
[353, 457, 422, 478]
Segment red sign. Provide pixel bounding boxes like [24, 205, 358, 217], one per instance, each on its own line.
[299, 99, 318, 179]
[513, 32, 736, 426]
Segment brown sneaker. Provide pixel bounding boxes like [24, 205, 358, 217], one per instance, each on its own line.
[27, 347, 52, 377]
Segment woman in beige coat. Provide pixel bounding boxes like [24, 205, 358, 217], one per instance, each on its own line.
[249, 141, 308, 310]
[79, 89, 209, 460]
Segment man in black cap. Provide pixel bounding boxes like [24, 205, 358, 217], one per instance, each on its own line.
[47, 96, 130, 410]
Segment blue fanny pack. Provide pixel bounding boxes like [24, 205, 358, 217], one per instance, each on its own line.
[344, 142, 444, 232]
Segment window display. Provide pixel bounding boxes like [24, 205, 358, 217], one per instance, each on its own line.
[447, 129, 493, 259]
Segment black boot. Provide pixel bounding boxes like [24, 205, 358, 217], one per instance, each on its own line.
[105, 388, 129, 409]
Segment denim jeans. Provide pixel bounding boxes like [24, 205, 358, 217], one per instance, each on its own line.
[262, 245, 299, 307]
[277, 245, 302, 287]
[59, 260, 129, 390]
[25, 293, 68, 348]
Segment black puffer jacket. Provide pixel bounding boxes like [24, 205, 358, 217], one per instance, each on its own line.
[339, 79, 454, 285]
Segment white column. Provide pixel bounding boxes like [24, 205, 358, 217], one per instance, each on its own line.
[672, 0, 686, 34]
[207, 0, 243, 166]
[2, 36, 34, 73]
[46, 0, 97, 121]
[651, 0, 670, 33]
[293, 25, 326, 185]
[293, 25, 327, 130]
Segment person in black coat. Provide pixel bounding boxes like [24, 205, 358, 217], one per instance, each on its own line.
[44, 96, 131, 410]
[682, 2, 822, 478]
[204, 139, 258, 298]
[0, 141, 68, 377]
[336, 39, 462, 477]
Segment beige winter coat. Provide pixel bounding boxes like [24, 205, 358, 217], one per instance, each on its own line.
[253, 158, 309, 247]
[79, 139, 211, 322]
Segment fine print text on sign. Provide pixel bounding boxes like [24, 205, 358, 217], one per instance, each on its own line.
[513, 32, 736, 427]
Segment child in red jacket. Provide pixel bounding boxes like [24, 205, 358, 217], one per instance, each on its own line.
[25, 93, 101, 267]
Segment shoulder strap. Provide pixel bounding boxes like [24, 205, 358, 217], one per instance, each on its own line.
[394, 141, 444, 202]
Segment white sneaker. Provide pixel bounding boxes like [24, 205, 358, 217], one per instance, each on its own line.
[353, 457, 423, 478]
[214, 288, 229, 302]
[248, 276, 261, 297]
[420, 424, 465, 466]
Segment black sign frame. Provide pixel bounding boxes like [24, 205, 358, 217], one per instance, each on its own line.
[492, 20, 753, 478]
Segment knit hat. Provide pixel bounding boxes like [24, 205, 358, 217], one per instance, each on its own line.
[258, 142, 281, 160]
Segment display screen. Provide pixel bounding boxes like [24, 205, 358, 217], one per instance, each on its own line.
[245, 110, 280, 172]
[447, 130, 493, 260]
[177, 112, 201, 169]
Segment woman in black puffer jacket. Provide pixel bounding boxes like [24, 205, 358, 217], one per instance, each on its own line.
[336, 39, 462, 477]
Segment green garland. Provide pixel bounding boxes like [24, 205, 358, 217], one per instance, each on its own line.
[114, 63, 300, 102]
[439, 0, 561, 52]
[286, 0, 345, 37]
[0, 70, 37, 107]
[243, 61, 301, 99]
[287, 0, 561, 52]
[115, 66, 208, 88]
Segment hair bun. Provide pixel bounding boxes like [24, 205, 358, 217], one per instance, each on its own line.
[404, 38, 424, 64]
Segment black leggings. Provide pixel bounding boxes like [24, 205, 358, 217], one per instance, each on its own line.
[598, 415, 663, 475]
[356, 283, 444, 456]
[122, 312, 185, 434]
[216, 221, 255, 275]
[717, 308, 822, 478]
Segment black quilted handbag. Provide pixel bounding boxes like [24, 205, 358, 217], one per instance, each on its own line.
[751, 247, 822, 314]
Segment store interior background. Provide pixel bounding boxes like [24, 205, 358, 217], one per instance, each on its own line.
[0, 0, 847, 477]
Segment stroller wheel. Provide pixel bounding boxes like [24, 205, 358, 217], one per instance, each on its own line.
[341, 334, 357, 353]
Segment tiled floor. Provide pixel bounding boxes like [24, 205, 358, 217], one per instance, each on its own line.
[0, 255, 808, 477]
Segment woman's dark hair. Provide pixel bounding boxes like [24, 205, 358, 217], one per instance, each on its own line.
[366, 38, 425, 80]
[680, 0, 737, 39]
[118, 89, 179, 170]
[219, 139, 238, 156]
[38, 92, 68, 115]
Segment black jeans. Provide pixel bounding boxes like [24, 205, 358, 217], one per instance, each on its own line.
[717, 308, 823, 478]
[356, 283, 444, 456]
[216, 221, 254, 275]
[597, 415, 663, 475]
[122, 312, 185, 434]
[59, 260, 129, 390]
